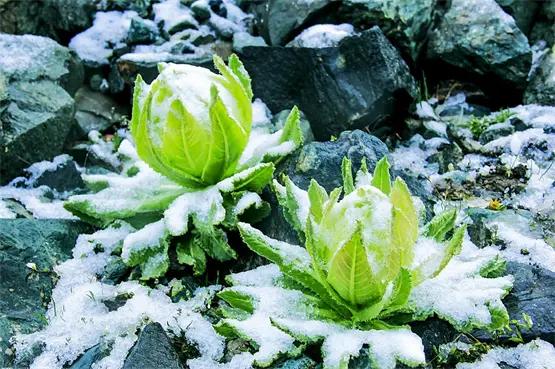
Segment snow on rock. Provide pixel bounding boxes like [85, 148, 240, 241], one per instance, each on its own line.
[69, 11, 137, 65]
[153, 0, 199, 33]
[456, 339, 555, 369]
[288, 24, 356, 48]
[14, 223, 225, 369]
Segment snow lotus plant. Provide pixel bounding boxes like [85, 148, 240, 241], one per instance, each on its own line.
[216, 157, 514, 369]
[65, 54, 303, 279]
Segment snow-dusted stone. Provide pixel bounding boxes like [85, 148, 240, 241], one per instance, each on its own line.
[287, 24, 355, 48]
[121, 323, 184, 369]
[0, 34, 83, 183]
[428, 0, 532, 90]
[250, 0, 335, 45]
[240, 27, 417, 140]
[525, 46, 555, 106]
[0, 219, 91, 368]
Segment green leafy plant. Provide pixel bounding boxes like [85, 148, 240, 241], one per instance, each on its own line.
[216, 157, 513, 369]
[65, 54, 303, 279]
[467, 109, 515, 138]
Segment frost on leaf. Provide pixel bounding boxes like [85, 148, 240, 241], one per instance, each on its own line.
[409, 238, 513, 331]
[217, 266, 425, 369]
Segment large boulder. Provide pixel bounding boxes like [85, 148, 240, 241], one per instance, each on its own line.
[240, 27, 418, 140]
[427, 0, 532, 93]
[250, 0, 337, 46]
[0, 34, 83, 184]
[525, 47, 555, 106]
[495, 0, 540, 35]
[0, 219, 91, 367]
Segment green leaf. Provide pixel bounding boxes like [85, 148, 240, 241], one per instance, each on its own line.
[218, 289, 255, 313]
[371, 156, 391, 195]
[227, 53, 253, 100]
[424, 209, 457, 242]
[307, 179, 328, 223]
[273, 176, 308, 238]
[140, 252, 170, 280]
[430, 225, 466, 279]
[219, 162, 275, 193]
[341, 157, 355, 195]
[326, 224, 377, 307]
[176, 236, 207, 275]
[280, 106, 303, 146]
[479, 255, 507, 278]
[193, 217, 236, 262]
[202, 85, 249, 183]
[381, 268, 412, 317]
[391, 177, 418, 269]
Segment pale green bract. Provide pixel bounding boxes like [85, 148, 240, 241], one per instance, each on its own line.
[65, 55, 303, 279]
[217, 157, 513, 369]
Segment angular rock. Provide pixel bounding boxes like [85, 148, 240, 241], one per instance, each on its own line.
[240, 27, 418, 140]
[250, 0, 337, 45]
[339, 0, 437, 60]
[473, 262, 555, 344]
[72, 86, 127, 139]
[0, 34, 83, 184]
[427, 0, 532, 92]
[0, 219, 91, 368]
[495, 0, 540, 35]
[525, 47, 555, 106]
[127, 17, 159, 45]
[122, 323, 184, 369]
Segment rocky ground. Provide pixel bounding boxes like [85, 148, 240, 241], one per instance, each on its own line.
[1, 0, 555, 368]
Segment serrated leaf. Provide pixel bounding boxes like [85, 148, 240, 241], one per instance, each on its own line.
[341, 157, 355, 195]
[273, 176, 309, 238]
[308, 179, 328, 223]
[391, 178, 418, 268]
[193, 217, 236, 262]
[218, 162, 275, 193]
[280, 106, 303, 146]
[424, 209, 457, 242]
[327, 224, 376, 307]
[227, 53, 253, 100]
[371, 157, 391, 195]
[176, 236, 207, 275]
[431, 225, 466, 279]
[479, 255, 507, 278]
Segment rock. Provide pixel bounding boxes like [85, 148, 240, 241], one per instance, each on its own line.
[127, 17, 159, 45]
[232, 31, 267, 53]
[191, 0, 211, 21]
[473, 262, 555, 344]
[427, 142, 463, 174]
[29, 156, 85, 193]
[122, 323, 184, 369]
[525, 47, 555, 106]
[479, 122, 515, 144]
[427, 0, 532, 92]
[240, 27, 418, 140]
[287, 23, 355, 48]
[339, 0, 437, 61]
[67, 344, 109, 369]
[251, 0, 337, 45]
[0, 219, 91, 368]
[0, 0, 97, 43]
[0, 34, 83, 184]
[495, 0, 540, 35]
[71, 86, 127, 140]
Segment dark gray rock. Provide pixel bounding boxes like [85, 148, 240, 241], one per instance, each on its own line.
[127, 17, 159, 45]
[67, 344, 109, 369]
[240, 27, 418, 140]
[0, 34, 83, 184]
[525, 49, 555, 106]
[191, 0, 211, 21]
[495, 0, 540, 35]
[71, 86, 127, 140]
[232, 32, 267, 53]
[0, 0, 97, 43]
[251, 0, 336, 45]
[31, 157, 85, 193]
[0, 219, 91, 368]
[427, 142, 463, 174]
[479, 122, 515, 144]
[122, 323, 184, 369]
[427, 0, 532, 90]
[339, 0, 437, 60]
[473, 262, 555, 344]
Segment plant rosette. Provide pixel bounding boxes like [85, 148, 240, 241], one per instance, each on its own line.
[216, 157, 514, 369]
[65, 54, 304, 279]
